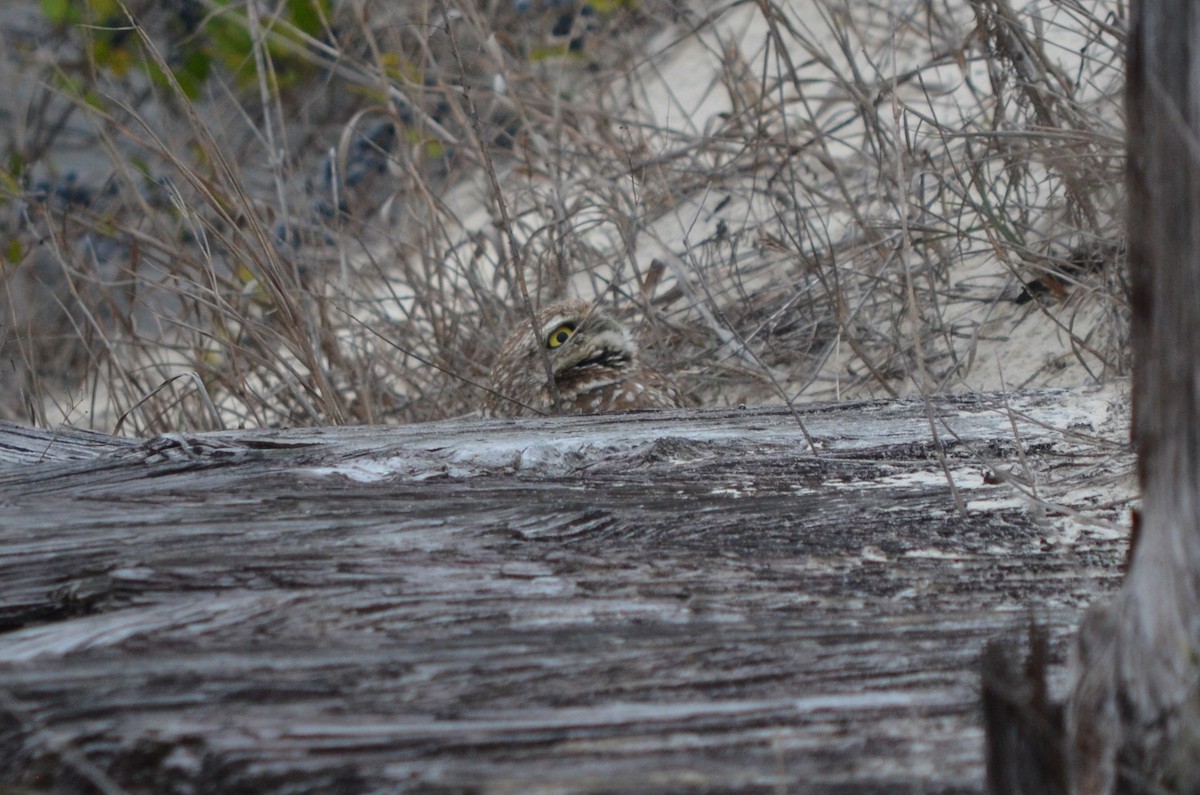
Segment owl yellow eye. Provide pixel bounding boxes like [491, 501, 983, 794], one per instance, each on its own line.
[546, 323, 575, 349]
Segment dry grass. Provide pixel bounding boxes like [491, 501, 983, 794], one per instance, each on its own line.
[0, 0, 1128, 433]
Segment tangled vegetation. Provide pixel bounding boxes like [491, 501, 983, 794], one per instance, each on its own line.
[0, 0, 1127, 432]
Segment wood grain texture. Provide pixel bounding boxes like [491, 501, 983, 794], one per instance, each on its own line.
[0, 390, 1131, 794]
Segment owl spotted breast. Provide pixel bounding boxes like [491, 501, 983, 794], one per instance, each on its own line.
[481, 298, 682, 418]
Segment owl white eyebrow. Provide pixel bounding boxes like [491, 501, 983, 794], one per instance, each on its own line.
[540, 314, 577, 337]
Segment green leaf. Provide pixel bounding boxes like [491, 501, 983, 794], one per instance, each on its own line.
[0, 163, 22, 193]
[5, 238, 23, 266]
[39, 0, 78, 26]
[286, 0, 330, 38]
[589, 0, 636, 12]
[89, 0, 121, 19]
[174, 48, 213, 100]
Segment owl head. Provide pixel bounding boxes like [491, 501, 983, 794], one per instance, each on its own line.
[482, 298, 677, 417]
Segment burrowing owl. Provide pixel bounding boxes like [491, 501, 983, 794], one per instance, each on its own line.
[481, 298, 682, 418]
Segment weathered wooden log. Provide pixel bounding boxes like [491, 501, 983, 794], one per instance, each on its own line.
[0, 392, 1130, 793]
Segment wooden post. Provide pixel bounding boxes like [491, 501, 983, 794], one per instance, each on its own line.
[1063, 0, 1200, 791]
[983, 2, 1200, 792]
